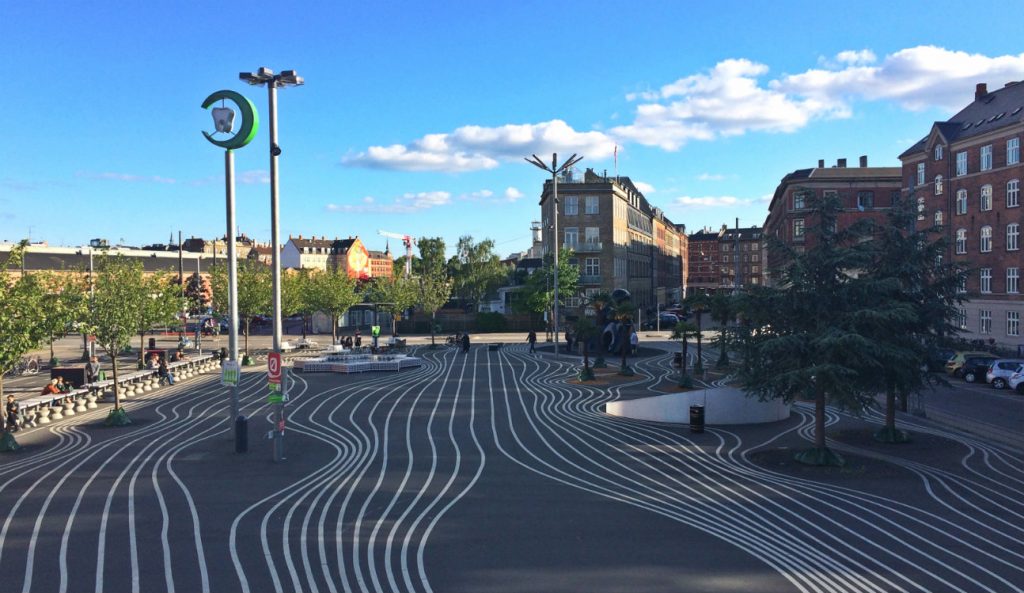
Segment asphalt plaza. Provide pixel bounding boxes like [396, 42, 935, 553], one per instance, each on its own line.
[1, 340, 1022, 593]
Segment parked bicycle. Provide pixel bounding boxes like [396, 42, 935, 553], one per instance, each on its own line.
[4, 356, 40, 377]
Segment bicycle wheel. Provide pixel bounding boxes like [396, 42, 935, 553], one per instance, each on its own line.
[26, 359, 39, 374]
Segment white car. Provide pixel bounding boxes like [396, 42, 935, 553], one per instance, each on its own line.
[1008, 365, 1024, 393]
[985, 359, 1024, 389]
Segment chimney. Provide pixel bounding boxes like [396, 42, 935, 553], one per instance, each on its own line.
[976, 83, 988, 100]
[818, 159, 825, 168]
[298, 234, 303, 240]
[837, 158, 847, 168]
[859, 155, 868, 167]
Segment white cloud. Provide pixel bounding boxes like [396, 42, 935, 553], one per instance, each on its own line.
[238, 170, 270, 184]
[633, 181, 655, 194]
[503, 187, 524, 201]
[835, 49, 877, 65]
[775, 46, 1024, 111]
[457, 189, 495, 201]
[343, 120, 615, 173]
[697, 173, 725, 181]
[672, 195, 750, 208]
[80, 171, 177, 184]
[326, 191, 451, 214]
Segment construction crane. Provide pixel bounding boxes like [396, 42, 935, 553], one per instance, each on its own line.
[377, 230, 417, 278]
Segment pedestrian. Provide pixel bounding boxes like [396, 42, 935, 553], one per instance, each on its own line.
[461, 332, 470, 353]
[158, 358, 175, 385]
[85, 355, 101, 384]
[630, 329, 639, 355]
[41, 379, 60, 395]
[354, 329, 362, 348]
[55, 376, 72, 393]
[565, 330, 574, 353]
[5, 394, 20, 432]
[527, 330, 537, 353]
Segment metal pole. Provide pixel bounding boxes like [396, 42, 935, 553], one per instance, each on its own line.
[178, 231, 184, 343]
[552, 161, 559, 359]
[226, 150, 241, 435]
[268, 80, 285, 462]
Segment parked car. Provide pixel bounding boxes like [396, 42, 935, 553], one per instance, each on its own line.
[945, 351, 992, 376]
[959, 355, 999, 382]
[985, 359, 1024, 389]
[1009, 367, 1024, 393]
[642, 313, 680, 330]
[925, 348, 956, 372]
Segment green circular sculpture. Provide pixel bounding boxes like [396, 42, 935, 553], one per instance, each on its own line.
[201, 90, 259, 150]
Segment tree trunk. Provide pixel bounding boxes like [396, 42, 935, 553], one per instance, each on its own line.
[898, 391, 908, 413]
[431, 311, 436, 346]
[814, 390, 826, 449]
[302, 314, 308, 339]
[583, 339, 590, 369]
[681, 339, 689, 381]
[332, 315, 338, 345]
[244, 320, 250, 355]
[620, 326, 628, 369]
[696, 313, 703, 364]
[112, 356, 121, 410]
[50, 337, 55, 361]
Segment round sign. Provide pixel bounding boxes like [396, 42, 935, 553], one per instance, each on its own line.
[201, 90, 259, 150]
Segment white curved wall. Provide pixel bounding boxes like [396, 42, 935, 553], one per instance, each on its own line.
[604, 386, 790, 425]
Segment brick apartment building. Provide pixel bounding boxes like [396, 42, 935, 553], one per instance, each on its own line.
[686, 224, 765, 293]
[762, 158, 902, 286]
[281, 235, 393, 279]
[900, 81, 1024, 348]
[537, 168, 685, 312]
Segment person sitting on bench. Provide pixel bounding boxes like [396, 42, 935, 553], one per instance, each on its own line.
[158, 358, 175, 385]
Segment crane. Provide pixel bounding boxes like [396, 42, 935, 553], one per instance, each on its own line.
[377, 230, 417, 278]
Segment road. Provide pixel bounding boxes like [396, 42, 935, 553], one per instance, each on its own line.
[1, 341, 1022, 592]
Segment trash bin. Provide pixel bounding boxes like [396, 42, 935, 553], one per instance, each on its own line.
[235, 415, 248, 453]
[689, 405, 705, 433]
[148, 337, 157, 350]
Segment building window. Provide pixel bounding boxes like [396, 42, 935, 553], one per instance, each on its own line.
[981, 144, 993, 171]
[916, 163, 925, 186]
[934, 210, 943, 227]
[981, 268, 992, 293]
[980, 310, 992, 334]
[793, 218, 805, 240]
[793, 191, 808, 210]
[956, 189, 968, 214]
[956, 228, 967, 254]
[956, 151, 968, 176]
[564, 195, 578, 215]
[1009, 311, 1021, 337]
[584, 227, 600, 245]
[935, 144, 943, 161]
[721, 255, 729, 263]
[957, 276, 967, 294]
[564, 227, 578, 247]
[1010, 138, 1021, 165]
[981, 226, 993, 252]
[1008, 223, 1020, 251]
[584, 257, 600, 276]
[857, 191, 874, 210]
[981, 184, 993, 211]
[1008, 268, 1019, 294]
[957, 308, 968, 329]
[1008, 180, 1020, 208]
[934, 175, 943, 195]
[585, 195, 599, 214]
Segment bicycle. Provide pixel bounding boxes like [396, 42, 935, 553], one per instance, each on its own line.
[4, 356, 40, 377]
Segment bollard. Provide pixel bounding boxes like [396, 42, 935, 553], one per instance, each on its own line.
[235, 415, 248, 453]
[148, 337, 157, 350]
[689, 405, 705, 433]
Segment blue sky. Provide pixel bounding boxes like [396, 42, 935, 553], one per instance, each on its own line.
[4, 0, 1024, 257]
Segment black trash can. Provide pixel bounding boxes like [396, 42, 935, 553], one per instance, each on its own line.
[689, 405, 705, 433]
[235, 415, 248, 453]
[148, 337, 157, 350]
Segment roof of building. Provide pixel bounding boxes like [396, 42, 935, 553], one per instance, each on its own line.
[1, 248, 220, 273]
[288, 236, 357, 253]
[900, 81, 1024, 158]
[721, 227, 763, 241]
[807, 167, 901, 179]
[688, 229, 723, 242]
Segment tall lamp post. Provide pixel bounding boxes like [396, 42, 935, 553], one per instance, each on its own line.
[525, 152, 583, 359]
[240, 67, 303, 462]
[202, 89, 259, 449]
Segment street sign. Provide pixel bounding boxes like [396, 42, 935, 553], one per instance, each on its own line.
[221, 360, 241, 386]
[267, 352, 282, 384]
[267, 393, 284, 404]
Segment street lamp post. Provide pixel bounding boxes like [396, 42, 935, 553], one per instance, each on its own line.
[525, 152, 583, 359]
[240, 67, 303, 462]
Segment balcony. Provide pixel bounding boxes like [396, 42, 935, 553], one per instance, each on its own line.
[564, 241, 603, 253]
[579, 274, 602, 284]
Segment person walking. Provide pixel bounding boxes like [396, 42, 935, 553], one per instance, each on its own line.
[461, 332, 470, 353]
[630, 329, 639, 356]
[5, 394, 21, 432]
[527, 330, 537, 354]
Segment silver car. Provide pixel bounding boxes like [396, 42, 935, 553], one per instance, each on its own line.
[984, 359, 1024, 389]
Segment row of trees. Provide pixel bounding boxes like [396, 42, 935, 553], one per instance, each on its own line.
[700, 193, 964, 465]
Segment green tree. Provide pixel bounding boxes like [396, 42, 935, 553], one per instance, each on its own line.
[136, 273, 182, 355]
[0, 243, 46, 450]
[684, 291, 710, 373]
[415, 237, 448, 276]
[449, 236, 507, 310]
[670, 320, 701, 387]
[36, 271, 88, 366]
[210, 260, 271, 357]
[183, 272, 211, 315]
[365, 275, 417, 337]
[515, 247, 580, 333]
[417, 270, 453, 347]
[88, 256, 153, 425]
[283, 269, 316, 339]
[735, 193, 894, 466]
[865, 193, 966, 442]
[708, 291, 736, 368]
[306, 268, 360, 345]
